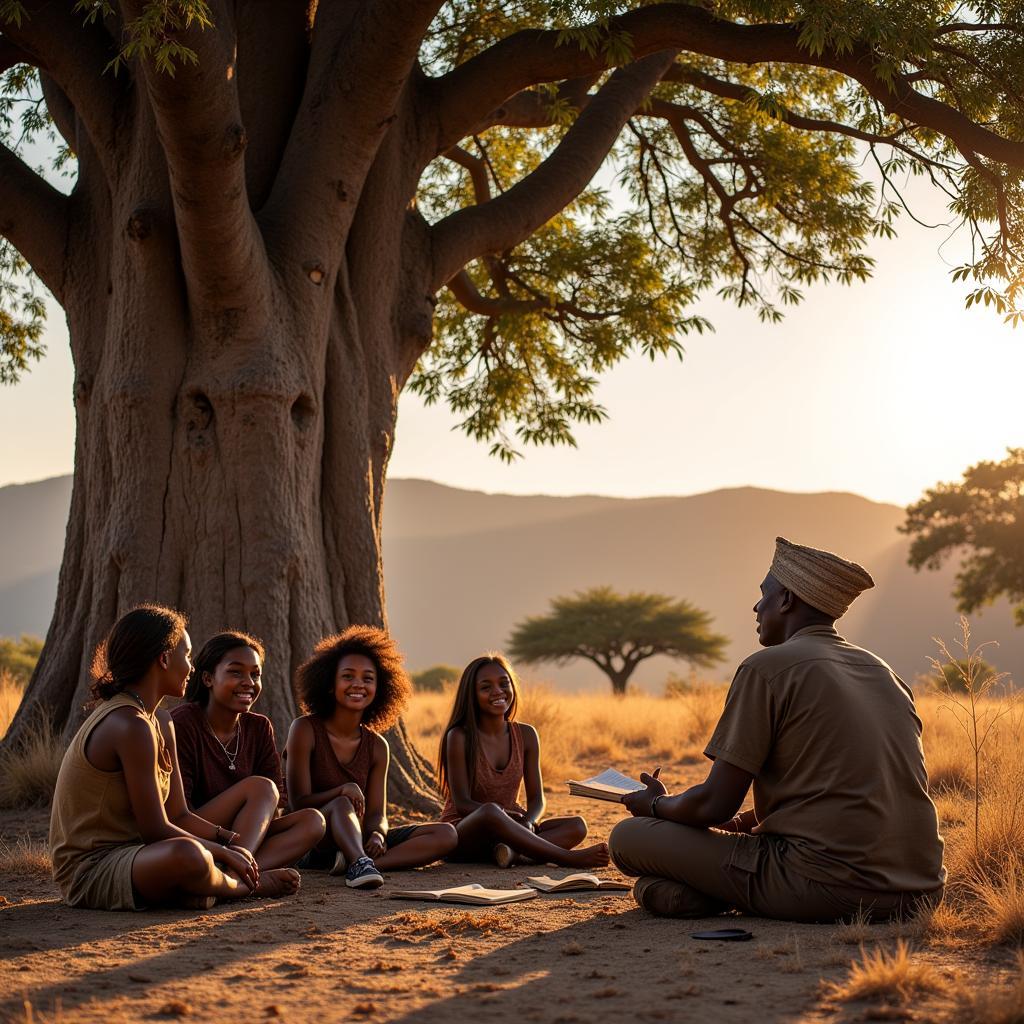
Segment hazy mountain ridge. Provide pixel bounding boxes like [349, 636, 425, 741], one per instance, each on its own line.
[3, 474, 1021, 690]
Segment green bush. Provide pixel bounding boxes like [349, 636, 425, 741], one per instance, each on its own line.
[931, 658, 999, 695]
[0, 635, 42, 684]
[412, 665, 461, 692]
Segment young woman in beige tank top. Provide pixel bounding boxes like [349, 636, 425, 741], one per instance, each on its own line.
[49, 605, 301, 910]
[438, 654, 609, 868]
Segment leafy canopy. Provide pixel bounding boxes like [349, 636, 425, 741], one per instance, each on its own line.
[508, 584, 728, 692]
[3, 1, 1024, 455]
[902, 448, 1024, 625]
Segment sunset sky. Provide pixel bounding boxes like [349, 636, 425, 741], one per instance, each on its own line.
[1, 175, 1021, 506]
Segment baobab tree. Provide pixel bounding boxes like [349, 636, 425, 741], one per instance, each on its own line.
[2, 1, 1024, 810]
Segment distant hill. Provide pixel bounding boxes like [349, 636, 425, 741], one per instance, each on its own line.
[2, 474, 1021, 690]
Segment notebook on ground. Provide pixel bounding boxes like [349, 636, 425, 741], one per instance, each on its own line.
[391, 884, 538, 906]
[567, 768, 646, 802]
[525, 873, 631, 893]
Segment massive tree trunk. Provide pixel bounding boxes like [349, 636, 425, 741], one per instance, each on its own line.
[1, 7, 444, 812]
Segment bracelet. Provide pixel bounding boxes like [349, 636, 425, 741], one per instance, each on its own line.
[215, 826, 237, 846]
[650, 794, 665, 819]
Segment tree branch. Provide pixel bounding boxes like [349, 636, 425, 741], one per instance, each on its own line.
[38, 72, 76, 153]
[447, 269, 546, 316]
[455, 75, 600, 139]
[265, 0, 444, 261]
[121, 0, 270, 323]
[0, 35, 31, 72]
[934, 22, 1024, 37]
[432, 4, 1024, 170]
[430, 50, 677, 291]
[444, 145, 492, 204]
[661, 67, 952, 169]
[2, 8, 122, 181]
[0, 140, 69, 301]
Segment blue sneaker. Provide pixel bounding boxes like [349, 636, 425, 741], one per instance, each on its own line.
[345, 856, 383, 889]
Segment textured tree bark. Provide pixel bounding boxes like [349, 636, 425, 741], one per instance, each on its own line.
[3, 69, 442, 814]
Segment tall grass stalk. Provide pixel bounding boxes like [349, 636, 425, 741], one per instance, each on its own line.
[930, 617, 1017, 856]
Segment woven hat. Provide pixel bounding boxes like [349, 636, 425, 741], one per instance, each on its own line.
[769, 537, 874, 619]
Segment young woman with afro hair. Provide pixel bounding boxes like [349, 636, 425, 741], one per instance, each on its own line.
[285, 626, 456, 888]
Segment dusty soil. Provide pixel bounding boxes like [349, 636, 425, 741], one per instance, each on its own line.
[0, 760, 1010, 1024]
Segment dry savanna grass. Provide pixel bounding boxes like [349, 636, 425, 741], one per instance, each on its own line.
[0, 833, 51, 878]
[0, 720, 62, 810]
[0, 667, 24, 740]
[826, 940, 949, 1004]
[948, 951, 1024, 1024]
[0, 670, 64, 809]
[406, 679, 728, 788]
[1, 649, 1023, 957]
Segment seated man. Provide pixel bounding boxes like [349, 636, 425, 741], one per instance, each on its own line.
[609, 536, 945, 922]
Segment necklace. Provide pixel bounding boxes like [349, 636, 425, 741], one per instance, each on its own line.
[204, 716, 241, 771]
[124, 689, 148, 713]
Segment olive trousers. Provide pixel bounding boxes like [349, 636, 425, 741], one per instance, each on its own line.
[609, 816, 942, 922]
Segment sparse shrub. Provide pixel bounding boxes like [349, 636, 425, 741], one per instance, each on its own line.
[930, 618, 1018, 856]
[0, 634, 42, 684]
[0, 835, 51, 878]
[411, 665, 460, 693]
[0, 719, 63, 809]
[931, 658, 999, 696]
[827, 940, 948, 1003]
[968, 859, 1024, 947]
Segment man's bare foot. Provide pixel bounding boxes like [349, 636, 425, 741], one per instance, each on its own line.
[252, 868, 301, 898]
[564, 843, 610, 869]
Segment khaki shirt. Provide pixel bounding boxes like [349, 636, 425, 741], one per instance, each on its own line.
[705, 625, 945, 892]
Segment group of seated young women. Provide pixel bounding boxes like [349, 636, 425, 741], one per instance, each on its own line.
[49, 604, 609, 911]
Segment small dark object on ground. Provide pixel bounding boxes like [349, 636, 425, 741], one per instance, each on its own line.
[690, 928, 753, 941]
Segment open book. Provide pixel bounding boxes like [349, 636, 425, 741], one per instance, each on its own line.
[567, 768, 645, 802]
[391, 884, 538, 906]
[525, 873, 631, 893]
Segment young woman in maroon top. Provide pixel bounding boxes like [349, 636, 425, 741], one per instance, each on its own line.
[439, 655, 609, 868]
[285, 626, 457, 889]
[170, 632, 326, 885]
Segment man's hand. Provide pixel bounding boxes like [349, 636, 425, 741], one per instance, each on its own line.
[622, 767, 666, 818]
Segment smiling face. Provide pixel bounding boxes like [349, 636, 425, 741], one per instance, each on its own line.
[333, 653, 378, 715]
[160, 630, 193, 698]
[474, 660, 515, 720]
[205, 645, 263, 714]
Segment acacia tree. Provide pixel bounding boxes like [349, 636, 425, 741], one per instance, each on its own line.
[3, 2, 1024, 808]
[509, 586, 727, 694]
[902, 447, 1024, 625]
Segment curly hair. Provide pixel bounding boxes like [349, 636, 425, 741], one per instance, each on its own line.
[295, 625, 411, 732]
[90, 604, 188, 702]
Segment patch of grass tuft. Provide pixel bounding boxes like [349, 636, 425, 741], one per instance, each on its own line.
[0, 834, 51, 878]
[0, 719, 62, 809]
[827, 940, 948, 1004]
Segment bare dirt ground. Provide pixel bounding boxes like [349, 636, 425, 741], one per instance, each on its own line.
[0, 758, 1013, 1024]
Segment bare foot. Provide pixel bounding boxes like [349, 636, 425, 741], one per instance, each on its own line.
[564, 843, 610, 869]
[252, 868, 301, 898]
